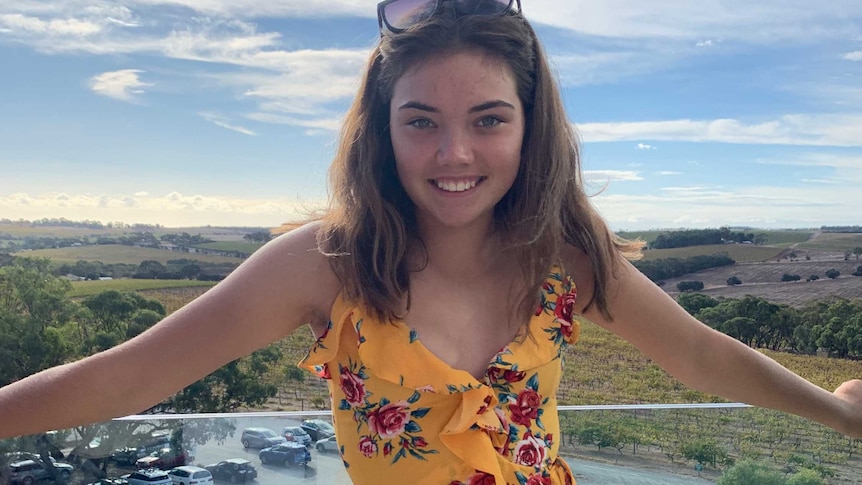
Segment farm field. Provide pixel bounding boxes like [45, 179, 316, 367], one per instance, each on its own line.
[796, 232, 862, 252]
[17, 245, 244, 265]
[659, 254, 862, 306]
[0, 223, 131, 238]
[194, 241, 264, 253]
[640, 243, 783, 262]
[68, 278, 216, 298]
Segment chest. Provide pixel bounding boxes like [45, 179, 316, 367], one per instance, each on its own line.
[403, 279, 530, 380]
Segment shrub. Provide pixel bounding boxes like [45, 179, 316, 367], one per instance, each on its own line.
[825, 269, 840, 279]
[852, 266, 862, 277]
[717, 460, 784, 485]
[677, 280, 705, 292]
[806, 275, 819, 282]
[726, 276, 742, 286]
[781, 274, 801, 282]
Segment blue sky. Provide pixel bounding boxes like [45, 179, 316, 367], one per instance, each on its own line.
[2, 0, 861, 230]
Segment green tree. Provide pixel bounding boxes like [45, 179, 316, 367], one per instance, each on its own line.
[825, 268, 840, 279]
[681, 438, 728, 468]
[0, 259, 79, 386]
[135, 260, 166, 279]
[676, 280, 704, 292]
[717, 460, 784, 485]
[786, 468, 826, 485]
[726, 276, 742, 286]
[852, 247, 862, 260]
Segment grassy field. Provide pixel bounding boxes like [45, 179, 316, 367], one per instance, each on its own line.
[68, 279, 217, 298]
[17, 245, 244, 265]
[194, 241, 264, 254]
[0, 224, 131, 238]
[615, 229, 815, 248]
[615, 230, 664, 244]
[639, 244, 783, 263]
[797, 232, 862, 252]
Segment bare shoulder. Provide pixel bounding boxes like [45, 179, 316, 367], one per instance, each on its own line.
[559, 242, 660, 327]
[169, 221, 341, 354]
[223, 221, 341, 331]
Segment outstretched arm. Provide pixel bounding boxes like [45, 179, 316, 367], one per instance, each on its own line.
[567, 249, 862, 437]
[0, 222, 340, 440]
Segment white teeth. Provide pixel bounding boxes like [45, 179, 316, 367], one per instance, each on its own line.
[435, 179, 478, 192]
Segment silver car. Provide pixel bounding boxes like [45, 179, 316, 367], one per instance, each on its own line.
[315, 436, 339, 454]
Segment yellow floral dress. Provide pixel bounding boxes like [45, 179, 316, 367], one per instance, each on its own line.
[300, 267, 580, 485]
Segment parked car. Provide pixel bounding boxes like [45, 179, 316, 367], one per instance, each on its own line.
[2, 458, 74, 485]
[166, 466, 212, 485]
[314, 436, 338, 454]
[239, 429, 284, 450]
[203, 459, 257, 483]
[112, 433, 171, 465]
[124, 469, 171, 485]
[280, 427, 311, 447]
[135, 449, 191, 470]
[84, 478, 128, 485]
[299, 420, 334, 441]
[258, 443, 311, 468]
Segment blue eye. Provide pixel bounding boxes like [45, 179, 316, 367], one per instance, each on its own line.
[409, 118, 434, 129]
[478, 116, 502, 128]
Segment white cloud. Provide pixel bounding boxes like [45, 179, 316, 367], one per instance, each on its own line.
[657, 171, 681, 176]
[843, 51, 862, 61]
[636, 143, 656, 150]
[0, 13, 102, 36]
[199, 112, 257, 136]
[696, 40, 714, 47]
[584, 170, 643, 182]
[0, 190, 324, 228]
[89, 69, 151, 103]
[577, 114, 862, 146]
[244, 112, 343, 132]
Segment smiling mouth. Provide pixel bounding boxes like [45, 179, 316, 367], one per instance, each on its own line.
[431, 177, 484, 192]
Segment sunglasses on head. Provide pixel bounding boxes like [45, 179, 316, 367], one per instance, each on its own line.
[377, 0, 522, 35]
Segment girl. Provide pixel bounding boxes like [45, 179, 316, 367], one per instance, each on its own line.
[1, 1, 861, 484]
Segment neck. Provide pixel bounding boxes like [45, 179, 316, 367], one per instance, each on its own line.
[412, 215, 506, 279]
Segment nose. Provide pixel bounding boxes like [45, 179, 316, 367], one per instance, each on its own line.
[436, 126, 473, 165]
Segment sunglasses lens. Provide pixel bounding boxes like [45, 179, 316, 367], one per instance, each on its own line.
[382, 0, 438, 31]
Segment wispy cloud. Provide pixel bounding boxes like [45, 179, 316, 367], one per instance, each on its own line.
[657, 171, 681, 176]
[843, 51, 862, 61]
[199, 112, 257, 136]
[584, 170, 643, 182]
[0, 13, 102, 36]
[89, 69, 151, 103]
[578, 114, 862, 146]
[637, 143, 656, 150]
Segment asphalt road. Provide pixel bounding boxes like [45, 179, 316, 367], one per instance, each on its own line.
[195, 416, 714, 484]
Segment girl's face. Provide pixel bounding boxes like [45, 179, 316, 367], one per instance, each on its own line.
[389, 50, 525, 232]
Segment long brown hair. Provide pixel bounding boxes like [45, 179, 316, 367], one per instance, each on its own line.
[319, 7, 642, 322]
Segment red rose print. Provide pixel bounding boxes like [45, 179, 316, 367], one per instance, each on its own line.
[526, 474, 551, 485]
[514, 433, 547, 467]
[368, 401, 411, 439]
[486, 367, 501, 382]
[534, 303, 544, 316]
[466, 471, 496, 485]
[508, 388, 542, 426]
[358, 436, 377, 458]
[383, 442, 392, 456]
[503, 369, 526, 382]
[412, 437, 427, 448]
[542, 282, 553, 292]
[554, 291, 577, 323]
[339, 367, 366, 406]
[316, 364, 331, 379]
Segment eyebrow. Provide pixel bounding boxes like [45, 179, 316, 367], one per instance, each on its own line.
[396, 100, 516, 113]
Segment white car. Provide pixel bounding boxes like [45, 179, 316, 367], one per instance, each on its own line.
[167, 466, 213, 485]
[315, 435, 339, 453]
[125, 469, 171, 485]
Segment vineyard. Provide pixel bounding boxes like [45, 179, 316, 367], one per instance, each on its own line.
[21, 245, 243, 265]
